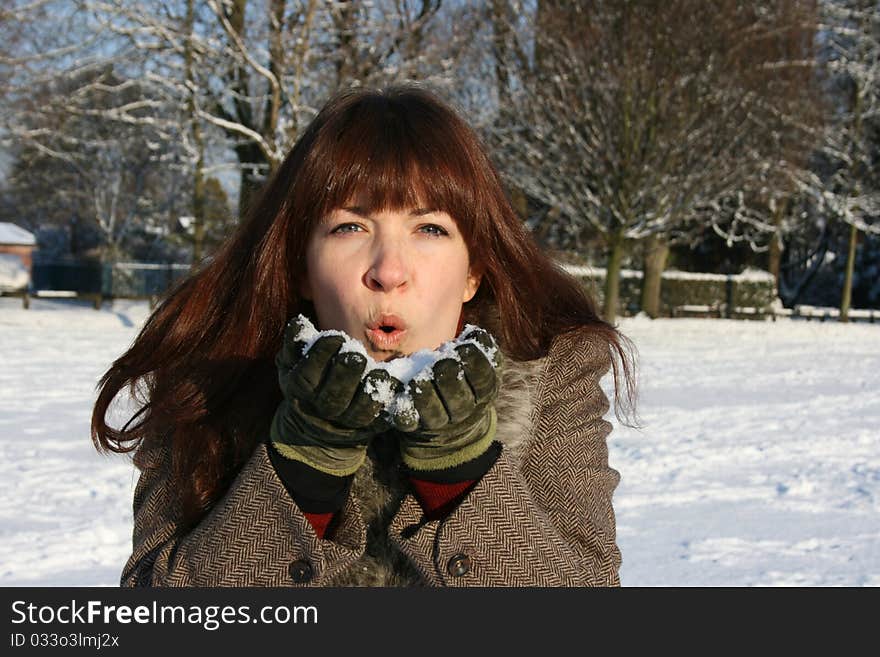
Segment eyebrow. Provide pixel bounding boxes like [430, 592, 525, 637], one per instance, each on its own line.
[341, 206, 438, 217]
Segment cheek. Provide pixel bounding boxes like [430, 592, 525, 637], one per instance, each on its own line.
[425, 252, 471, 301]
[310, 259, 357, 301]
[305, 241, 357, 305]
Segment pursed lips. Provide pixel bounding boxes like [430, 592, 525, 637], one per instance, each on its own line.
[366, 313, 408, 332]
[365, 314, 407, 351]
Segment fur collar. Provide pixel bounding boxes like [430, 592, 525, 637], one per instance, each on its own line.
[326, 350, 549, 586]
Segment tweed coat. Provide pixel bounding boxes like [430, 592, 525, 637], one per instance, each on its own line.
[121, 326, 622, 587]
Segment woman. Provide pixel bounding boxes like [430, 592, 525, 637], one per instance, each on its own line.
[92, 84, 638, 587]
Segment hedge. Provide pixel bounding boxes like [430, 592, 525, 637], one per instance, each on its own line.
[560, 264, 777, 317]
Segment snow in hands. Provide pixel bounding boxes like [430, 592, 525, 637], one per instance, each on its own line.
[287, 313, 500, 426]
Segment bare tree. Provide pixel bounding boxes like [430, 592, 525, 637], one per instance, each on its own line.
[694, 1, 880, 312]
[813, 0, 880, 320]
[0, 1, 195, 259]
[2, 63, 187, 259]
[81, 0, 460, 218]
[486, 0, 824, 320]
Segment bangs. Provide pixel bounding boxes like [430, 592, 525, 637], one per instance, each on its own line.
[300, 91, 486, 239]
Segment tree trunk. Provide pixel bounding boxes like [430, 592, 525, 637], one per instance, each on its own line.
[217, 0, 272, 220]
[185, 0, 206, 265]
[332, 1, 361, 85]
[192, 162, 206, 264]
[491, 0, 513, 107]
[839, 222, 858, 323]
[840, 59, 863, 323]
[236, 142, 269, 219]
[768, 199, 786, 295]
[639, 233, 669, 318]
[603, 228, 626, 322]
[69, 216, 79, 257]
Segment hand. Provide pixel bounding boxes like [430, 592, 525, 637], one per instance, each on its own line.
[389, 326, 502, 472]
[270, 316, 402, 476]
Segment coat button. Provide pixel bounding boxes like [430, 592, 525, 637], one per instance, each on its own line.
[289, 559, 313, 583]
[447, 553, 471, 578]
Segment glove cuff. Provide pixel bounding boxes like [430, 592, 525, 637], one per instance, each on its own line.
[271, 440, 366, 477]
[270, 400, 368, 476]
[401, 406, 497, 472]
[403, 440, 502, 482]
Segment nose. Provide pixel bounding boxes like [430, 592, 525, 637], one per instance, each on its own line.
[364, 239, 409, 292]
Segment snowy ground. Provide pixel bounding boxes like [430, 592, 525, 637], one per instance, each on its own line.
[610, 314, 879, 586]
[0, 296, 877, 586]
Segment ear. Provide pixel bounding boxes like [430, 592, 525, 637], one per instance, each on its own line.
[462, 264, 482, 303]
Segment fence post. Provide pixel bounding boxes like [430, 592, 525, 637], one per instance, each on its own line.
[102, 262, 113, 300]
[724, 275, 733, 319]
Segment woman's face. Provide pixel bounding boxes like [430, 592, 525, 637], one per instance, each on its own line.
[300, 200, 481, 362]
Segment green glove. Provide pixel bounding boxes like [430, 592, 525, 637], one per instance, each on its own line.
[270, 316, 402, 477]
[390, 326, 502, 472]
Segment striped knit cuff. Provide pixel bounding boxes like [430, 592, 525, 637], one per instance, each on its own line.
[406, 442, 503, 521]
[267, 440, 354, 514]
[403, 441, 502, 483]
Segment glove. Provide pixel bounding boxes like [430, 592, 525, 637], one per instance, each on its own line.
[389, 326, 502, 472]
[270, 316, 402, 477]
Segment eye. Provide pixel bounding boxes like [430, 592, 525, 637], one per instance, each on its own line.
[330, 223, 363, 234]
[419, 224, 449, 237]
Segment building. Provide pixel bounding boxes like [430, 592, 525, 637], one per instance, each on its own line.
[0, 222, 37, 271]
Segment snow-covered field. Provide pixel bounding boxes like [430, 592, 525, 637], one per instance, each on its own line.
[0, 296, 877, 586]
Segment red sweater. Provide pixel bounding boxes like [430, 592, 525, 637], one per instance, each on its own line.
[269, 441, 503, 540]
[304, 477, 479, 538]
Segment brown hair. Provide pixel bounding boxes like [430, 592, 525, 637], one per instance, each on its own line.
[91, 83, 638, 527]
